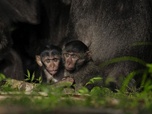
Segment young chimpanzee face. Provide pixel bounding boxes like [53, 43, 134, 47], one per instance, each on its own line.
[41, 55, 60, 75]
[36, 45, 62, 77]
[62, 40, 91, 72]
[63, 52, 80, 71]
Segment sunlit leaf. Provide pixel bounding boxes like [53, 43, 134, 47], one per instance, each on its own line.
[78, 87, 89, 94]
[86, 76, 102, 85]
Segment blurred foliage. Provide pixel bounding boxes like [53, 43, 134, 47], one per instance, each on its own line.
[0, 56, 152, 113]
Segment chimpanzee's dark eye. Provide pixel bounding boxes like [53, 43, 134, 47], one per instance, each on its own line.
[45, 59, 50, 63]
[64, 53, 69, 57]
[53, 58, 59, 62]
[71, 54, 78, 58]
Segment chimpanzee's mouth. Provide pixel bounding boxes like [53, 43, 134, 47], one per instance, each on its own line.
[49, 70, 58, 75]
[66, 67, 74, 71]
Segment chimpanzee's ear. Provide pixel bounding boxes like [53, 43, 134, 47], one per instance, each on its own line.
[35, 55, 43, 67]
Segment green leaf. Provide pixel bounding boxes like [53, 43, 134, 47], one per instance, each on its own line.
[0, 73, 6, 81]
[90, 86, 102, 96]
[146, 63, 152, 73]
[27, 70, 30, 78]
[36, 76, 42, 83]
[120, 72, 135, 92]
[78, 87, 89, 94]
[31, 72, 35, 82]
[86, 76, 102, 85]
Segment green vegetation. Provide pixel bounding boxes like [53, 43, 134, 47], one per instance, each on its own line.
[0, 56, 152, 114]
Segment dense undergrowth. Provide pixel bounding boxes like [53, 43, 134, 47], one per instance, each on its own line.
[0, 56, 152, 114]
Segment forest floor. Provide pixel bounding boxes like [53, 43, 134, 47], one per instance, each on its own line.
[0, 79, 151, 114]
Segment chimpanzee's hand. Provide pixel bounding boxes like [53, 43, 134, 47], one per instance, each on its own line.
[61, 76, 74, 83]
[52, 76, 74, 88]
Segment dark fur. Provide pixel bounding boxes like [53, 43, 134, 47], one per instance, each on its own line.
[0, 0, 41, 81]
[70, 61, 104, 90]
[65, 0, 152, 89]
[35, 44, 64, 83]
[0, 49, 24, 80]
[63, 40, 104, 90]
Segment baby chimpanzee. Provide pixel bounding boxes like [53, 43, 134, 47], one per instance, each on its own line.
[62, 40, 104, 90]
[35, 44, 64, 84]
